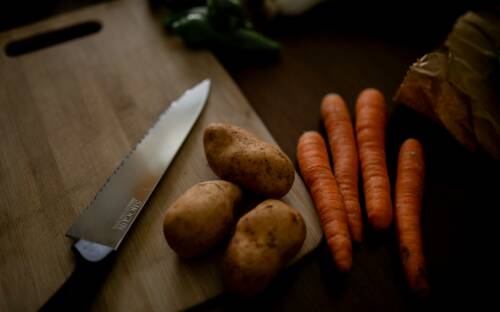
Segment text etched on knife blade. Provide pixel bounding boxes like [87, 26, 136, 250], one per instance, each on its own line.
[112, 198, 143, 231]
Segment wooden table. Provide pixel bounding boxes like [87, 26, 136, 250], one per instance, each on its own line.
[2, 1, 498, 310]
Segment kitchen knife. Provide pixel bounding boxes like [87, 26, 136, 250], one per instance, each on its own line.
[40, 79, 211, 311]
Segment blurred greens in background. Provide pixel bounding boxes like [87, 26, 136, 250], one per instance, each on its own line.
[164, 0, 280, 56]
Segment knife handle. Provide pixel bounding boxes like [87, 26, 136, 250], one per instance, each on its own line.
[39, 240, 115, 312]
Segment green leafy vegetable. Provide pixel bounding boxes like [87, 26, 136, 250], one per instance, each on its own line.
[207, 0, 249, 31]
[164, 0, 280, 55]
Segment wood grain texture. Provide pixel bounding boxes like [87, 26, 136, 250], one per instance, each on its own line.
[0, 1, 322, 311]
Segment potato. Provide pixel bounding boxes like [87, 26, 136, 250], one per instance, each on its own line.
[203, 123, 294, 198]
[223, 199, 306, 296]
[163, 180, 242, 258]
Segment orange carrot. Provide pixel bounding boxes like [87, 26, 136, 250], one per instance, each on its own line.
[297, 131, 352, 272]
[321, 94, 363, 242]
[355, 89, 392, 230]
[395, 138, 429, 296]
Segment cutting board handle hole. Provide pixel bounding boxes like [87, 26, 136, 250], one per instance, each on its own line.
[4, 21, 101, 57]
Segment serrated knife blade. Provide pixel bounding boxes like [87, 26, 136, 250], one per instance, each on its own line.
[67, 79, 211, 250]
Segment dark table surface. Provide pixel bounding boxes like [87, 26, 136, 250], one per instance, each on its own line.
[2, 1, 498, 311]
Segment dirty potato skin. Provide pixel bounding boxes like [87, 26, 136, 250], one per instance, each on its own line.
[163, 180, 242, 258]
[203, 123, 295, 198]
[223, 199, 306, 296]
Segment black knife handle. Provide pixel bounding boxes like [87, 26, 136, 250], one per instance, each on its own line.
[39, 240, 115, 312]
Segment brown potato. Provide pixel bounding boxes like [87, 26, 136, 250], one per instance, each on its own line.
[203, 123, 295, 198]
[163, 180, 242, 258]
[223, 199, 306, 296]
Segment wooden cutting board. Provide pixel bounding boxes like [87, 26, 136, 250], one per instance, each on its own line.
[0, 0, 321, 311]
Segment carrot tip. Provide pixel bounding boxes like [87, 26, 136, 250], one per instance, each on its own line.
[413, 282, 430, 299]
[336, 261, 352, 273]
[323, 93, 341, 100]
[368, 212, 393, 230]
[351, 235, 362, 244]
[359, 88, 383, 96]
